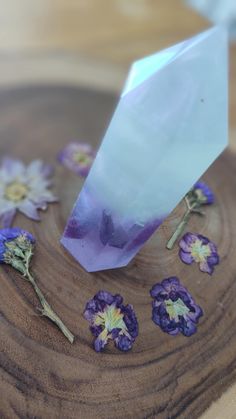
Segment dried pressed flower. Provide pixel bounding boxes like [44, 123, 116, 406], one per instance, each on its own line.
[84, 290, 138, 352]
[166, 181, 214, 250]
[0, 157, 58, 227]
[0, 227, 74, 343]
[193, 182, 214, 205]
[58, 142, 95, 177]
[179, 232, 219, 275]
[150, 277, 203, 337]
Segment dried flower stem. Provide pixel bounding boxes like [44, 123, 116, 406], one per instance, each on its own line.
[166, 198, 204, 250]
[1, 229, 74, 343]
[167, 210, 191, 250]
[24, 252, 74, 344]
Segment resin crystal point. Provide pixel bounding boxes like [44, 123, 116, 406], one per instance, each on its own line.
[61, 26, 228, 272]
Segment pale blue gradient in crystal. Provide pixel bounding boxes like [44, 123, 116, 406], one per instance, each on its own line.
[62, 26, 228, 272]
[86, 26, 227, 223]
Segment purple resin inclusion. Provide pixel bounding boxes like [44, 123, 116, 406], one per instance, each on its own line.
[61, 186, 164, 272]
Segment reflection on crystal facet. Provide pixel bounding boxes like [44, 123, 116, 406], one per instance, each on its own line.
[61, 26, 228, 272]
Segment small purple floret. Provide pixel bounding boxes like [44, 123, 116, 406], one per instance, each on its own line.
[0, 227, 35, 243]
[193, 181, 214, 205]
[0, 227, 35, 263]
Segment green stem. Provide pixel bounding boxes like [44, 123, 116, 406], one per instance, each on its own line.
[24, 252, 74, 343]
[26, 269, 74, 343]
[166, 209, 191, 250]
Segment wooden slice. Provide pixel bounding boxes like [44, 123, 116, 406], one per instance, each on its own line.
[0, 85, 235, 418]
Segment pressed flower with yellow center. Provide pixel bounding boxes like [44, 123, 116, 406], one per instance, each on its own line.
[58, 142, 95, 177]
[190, 239, 211, 263]
[0, 157, 58, 227]
[5, 181, 29, 202]
[179, 232, 219, 275]
[84, 291, 139, 352]
[150, 277, 203, 336]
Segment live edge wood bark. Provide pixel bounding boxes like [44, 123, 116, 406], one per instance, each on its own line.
[0, 85, 235, 419]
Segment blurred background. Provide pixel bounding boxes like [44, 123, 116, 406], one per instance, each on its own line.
[0, 2, 235, 416]
[0, 0, 235, 146]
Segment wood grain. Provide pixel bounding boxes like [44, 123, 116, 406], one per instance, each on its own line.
[0, 84, 235, 419]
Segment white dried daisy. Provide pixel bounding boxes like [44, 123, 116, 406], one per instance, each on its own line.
[0, 157, 58, 227]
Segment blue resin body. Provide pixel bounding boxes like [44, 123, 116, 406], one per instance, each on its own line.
[61, 27, 228, 272]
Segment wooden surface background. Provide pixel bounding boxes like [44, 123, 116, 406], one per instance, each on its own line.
[0, 85, 236, 419]
[0, 0, 235, 418]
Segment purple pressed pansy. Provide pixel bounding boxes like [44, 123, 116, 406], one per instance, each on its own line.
[179, 232, 219, 275]
[0, 157, 58, 228]
[84, 290, 138, 352]
[193, 181, 214, 205]
[150, 277, 203, 337]
[58, 142, 95, 177]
